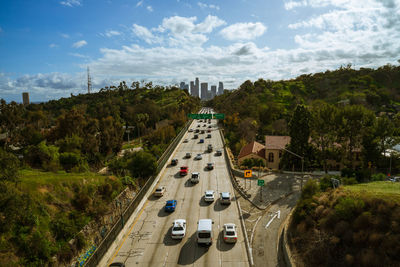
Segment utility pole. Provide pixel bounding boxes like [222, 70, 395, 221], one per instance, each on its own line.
[87, 66, 92, 94]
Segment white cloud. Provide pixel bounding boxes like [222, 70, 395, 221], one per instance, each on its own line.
[72, 40, 87, 48]
[60, 0, 81, 7]
[220, 22, 267, 40]
[49, 43, 58, 48]
[194, 15, 226, 33]
[69, 53, 89, 58]
[61, 33, 70, 38]
[104, 30, 121, 37]
[147, 5, 153, 12]
[132, 24, 161, 44]
[284, 0, 308, 10]
[198, 2, 220, 10]
[136, 0, 143, 7]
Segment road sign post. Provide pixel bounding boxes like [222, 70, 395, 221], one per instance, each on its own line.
[258, 179, 264, 201]
[245, 170, 252, 190]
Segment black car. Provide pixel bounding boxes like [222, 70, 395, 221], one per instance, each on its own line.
[171, 159, 178, 166]
[194, 134, 199, 139]
[110, 263, 125, 267]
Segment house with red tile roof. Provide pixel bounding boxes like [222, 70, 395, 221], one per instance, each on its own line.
[237, 141, 266, 166]
[265, 136, 291, 170]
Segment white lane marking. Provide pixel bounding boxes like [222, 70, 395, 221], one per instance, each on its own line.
[162, 252, 168, 267]
[265, 210, 280, 229]
[250, 215, 262, 246]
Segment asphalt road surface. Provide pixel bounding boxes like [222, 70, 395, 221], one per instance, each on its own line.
[105, 110, 249, 267]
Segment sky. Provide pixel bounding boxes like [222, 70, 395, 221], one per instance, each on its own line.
[0, 0, 399, 102]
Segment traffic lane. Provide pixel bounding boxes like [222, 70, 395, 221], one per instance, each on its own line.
[252, 192, 299, 267]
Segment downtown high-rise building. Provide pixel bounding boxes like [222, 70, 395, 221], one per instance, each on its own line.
[211, 85, 217, 98]
[201, 82, 208, 100]
[218, 82, 224, 95]
[180, 82, 185, 89]
[22, 92, 29, 105]
[195, 77, 199, 95]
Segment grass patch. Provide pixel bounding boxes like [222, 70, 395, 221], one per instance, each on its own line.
[344, 181, 400, 203]
[121, 141, 142, 150]
[19, 169, 108, 195]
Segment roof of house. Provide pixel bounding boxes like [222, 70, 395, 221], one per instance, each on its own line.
[265, 136, 291, 150]
[238, 141, 265, 159]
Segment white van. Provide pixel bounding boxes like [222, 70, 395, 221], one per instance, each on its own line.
[197, 219, 214, 245]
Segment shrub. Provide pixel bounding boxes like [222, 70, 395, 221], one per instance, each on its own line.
[319, 176, 334, 191]
[341, 177, 358, 185]
[75, 232, 87, 251]
[59, 152, 82, 172]
[341, 168, 355, 178]
[334, 197, 364, 221]
[301, 179, 320, 200]
[371, 173, 386, 181]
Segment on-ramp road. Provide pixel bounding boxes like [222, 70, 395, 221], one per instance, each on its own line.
[104, 110, 249, 267]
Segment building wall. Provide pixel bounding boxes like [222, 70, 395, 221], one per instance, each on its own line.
[265, 149, 283, 170]
[22, 92, 29, 105]
[238, 153, 266, 166]
[201, 82, 208, 100]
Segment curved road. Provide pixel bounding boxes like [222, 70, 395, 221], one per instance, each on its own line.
[104, 108, 249, 267]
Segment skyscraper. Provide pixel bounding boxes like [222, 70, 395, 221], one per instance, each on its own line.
[180, 82, 185, 89]
[22, 92, 29, 105]
[190, 81, 195, 96]
[218, 82, 224, 95]
[195, 77, 199, 95]
[211, 85, 217, 98]
[201, 83, 208, 100]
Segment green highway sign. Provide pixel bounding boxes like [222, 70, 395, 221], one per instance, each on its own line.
[188, 113, 225, 119]
[257, 179, 265, 186]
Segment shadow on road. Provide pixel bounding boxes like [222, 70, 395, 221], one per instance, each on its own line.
[158, 206, 173, 217]
[174, 172, 184, 179]
[178, 232, 209, 265]
[216, 231, 235, 251]
[213, 200, 229, 212]
[199, 196, 212, 207]
[184, 179, 195, 187]
[148, 194, 161, 202]
[163, 227, 183, 246]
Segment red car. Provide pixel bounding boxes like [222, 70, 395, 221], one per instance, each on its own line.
[180, 166, 188, 176]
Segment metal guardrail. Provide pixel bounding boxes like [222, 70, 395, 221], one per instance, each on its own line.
[84, 120, 192, 267]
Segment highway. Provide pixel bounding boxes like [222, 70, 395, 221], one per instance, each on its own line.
[105, 108, 249, 267]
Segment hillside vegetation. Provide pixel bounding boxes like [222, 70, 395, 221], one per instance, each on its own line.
[0, 83, 200, 265]
[289, 180, 400, 267]
[209, 64, 400, 174]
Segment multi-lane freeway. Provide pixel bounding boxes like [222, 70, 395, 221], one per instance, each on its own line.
[104, 108, 249, 267]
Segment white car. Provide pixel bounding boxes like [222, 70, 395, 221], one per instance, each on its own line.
[220, 192, 231, 204]
[204, 190, 215, 202]
[195, 154, 203, 160]
[223, 223, 238, 243]
[154, 186, 166, 197]
[171, 219, 186, 239]
[188, 129, 193, 132]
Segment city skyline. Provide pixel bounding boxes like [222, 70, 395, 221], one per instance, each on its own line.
[180, 78, 224, 100]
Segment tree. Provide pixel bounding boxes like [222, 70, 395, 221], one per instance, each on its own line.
[0, 148, 20, 183]
[127, 151, 157, 179]
[310, 102, 338, 173]
[281, 105, 313, 171]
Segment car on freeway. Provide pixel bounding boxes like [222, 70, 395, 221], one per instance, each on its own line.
[197, 124, 201, 128]
[207, 134, 211, 138]
[203, 124, 206, 127]
[188, 128, 193, 132]
[199, 139, 204, 143]
[223, 223, 238, 243]
[194, 134, 199, 139]
[204, 190, 215, 202]
[195, 129, 200, 133]
[171, 219, 187, 239]
[183, 138, 189, 143]
[154, 186, 166, 197]
[180, 166, 188, 176]
[171, 158, 178, 166]
[207, 129, 211, 133]
[195, 154, 203, 160]
[165, 200, 177, 212]
[201, 130, 205, 134]
[220, 192, 231, 204]
[191, 172, 200, 183]
[208, 125, 212, 128]
[185, 152, 191, 158]
[207, 144, 213, 152]
[206, 163, 214, 170]
[109, 263, 125, 267]
[215, 150, 222, 156]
